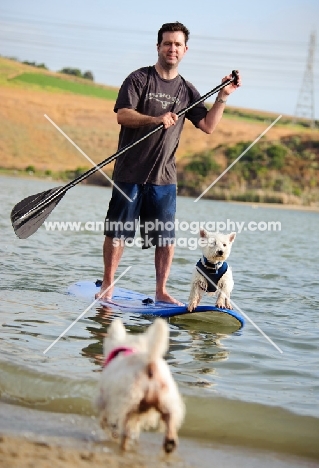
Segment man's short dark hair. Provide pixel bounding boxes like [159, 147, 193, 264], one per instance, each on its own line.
[157, 22, 190, 45]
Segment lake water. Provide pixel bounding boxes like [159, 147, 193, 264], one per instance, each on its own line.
[0, 175, 318, 460]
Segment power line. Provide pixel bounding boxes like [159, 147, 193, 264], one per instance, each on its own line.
[1, 28, 318, 70]
[0, 10, 314, 48]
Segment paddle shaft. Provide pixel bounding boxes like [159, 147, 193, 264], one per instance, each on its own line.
[19, 71, 238, 222]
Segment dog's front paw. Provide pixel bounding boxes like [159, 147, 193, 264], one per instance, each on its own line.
[216, 298, 232, 309]
[188, 293, 201, 312]
[163, 437, 177, 453]
[187, 301, 198, 312]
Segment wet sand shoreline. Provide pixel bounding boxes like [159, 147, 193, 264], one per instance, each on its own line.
[0, 402, 318, 468]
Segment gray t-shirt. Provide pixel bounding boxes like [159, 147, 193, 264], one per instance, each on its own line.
[113, 66, 208, 185]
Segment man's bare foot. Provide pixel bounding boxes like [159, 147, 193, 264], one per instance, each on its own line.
[95, 283, 114, 301]
[155, 292, 184, 306]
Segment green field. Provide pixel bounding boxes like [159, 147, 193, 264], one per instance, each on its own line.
[11, 72, 118, 100]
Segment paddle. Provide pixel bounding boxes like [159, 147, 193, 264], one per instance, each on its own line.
[11, 70, 239, 239]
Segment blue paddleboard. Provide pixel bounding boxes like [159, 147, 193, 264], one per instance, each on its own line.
[67, 280, 245, 329]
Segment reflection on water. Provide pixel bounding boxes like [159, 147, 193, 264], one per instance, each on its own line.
[81, 304, 231, 388]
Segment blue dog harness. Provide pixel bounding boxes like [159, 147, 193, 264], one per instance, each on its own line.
[196, 257, 228, 292]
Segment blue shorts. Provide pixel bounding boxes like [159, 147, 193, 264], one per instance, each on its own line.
[104, 182, 176, 249]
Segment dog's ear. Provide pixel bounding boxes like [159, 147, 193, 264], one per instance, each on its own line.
[146, 318, 169, 359]
[199, 228, 208, 239]
[229, 232, 236, 243]
[107, 318, 127, 341]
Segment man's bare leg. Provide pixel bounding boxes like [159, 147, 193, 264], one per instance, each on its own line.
[95, 236, 124, 300]
[155, 244, 183, 305]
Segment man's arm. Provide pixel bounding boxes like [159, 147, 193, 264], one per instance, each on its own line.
[197, 72, 241, 134]
[117, 108, 178, 130]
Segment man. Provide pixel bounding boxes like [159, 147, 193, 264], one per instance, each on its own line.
[98, 21, 241, 304]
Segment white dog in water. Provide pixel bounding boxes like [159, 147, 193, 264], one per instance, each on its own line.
[95, 318, 185, 453]
[188, 229, 236, 312]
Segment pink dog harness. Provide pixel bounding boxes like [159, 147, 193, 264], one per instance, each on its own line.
[103, 346, 135, 368]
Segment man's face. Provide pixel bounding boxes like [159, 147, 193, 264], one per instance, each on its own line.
[157, 31, 188, 69]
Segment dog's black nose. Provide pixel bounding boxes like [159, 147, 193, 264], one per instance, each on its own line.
[217, 250, 223, 256]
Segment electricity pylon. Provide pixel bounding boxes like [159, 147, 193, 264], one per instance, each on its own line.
[294, 31, 316, 128]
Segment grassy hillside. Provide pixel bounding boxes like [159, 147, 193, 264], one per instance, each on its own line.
[1, 57, 318, 206]
[0, 57, 119, 96]
[11, 72, 118, 100]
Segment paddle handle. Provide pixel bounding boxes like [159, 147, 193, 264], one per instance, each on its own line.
[176, 70, 239, 118]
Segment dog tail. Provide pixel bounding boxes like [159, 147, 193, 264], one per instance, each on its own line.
[146, 318, 169, 363]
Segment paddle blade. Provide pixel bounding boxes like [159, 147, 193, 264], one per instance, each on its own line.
[11, 187, 64, 239]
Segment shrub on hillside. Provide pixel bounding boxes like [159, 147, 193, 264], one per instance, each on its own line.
[266, 144, 287, 169]
[185, 151, 221, 177]
[22, 61, 48, 69]
[59, 67, 82, 78]
[59, 68, 94, 81]
[83, 70, 94, 81]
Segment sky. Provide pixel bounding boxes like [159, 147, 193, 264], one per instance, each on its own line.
[1, 0, 319, 119]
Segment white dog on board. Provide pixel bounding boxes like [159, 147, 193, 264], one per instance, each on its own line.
[94, 318, 185, 453]
[188, 229, 236, 312]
